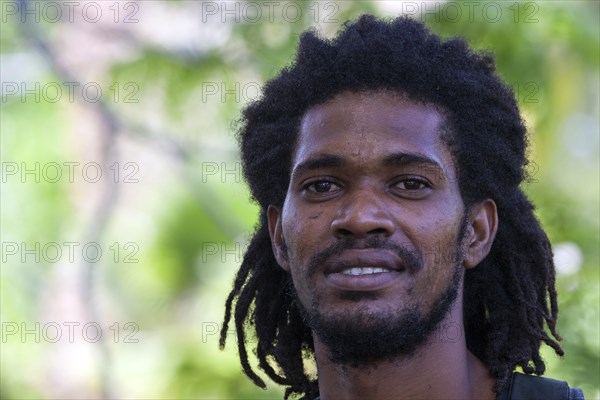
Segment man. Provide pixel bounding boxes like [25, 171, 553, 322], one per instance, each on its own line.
[220, 15, 585, 399]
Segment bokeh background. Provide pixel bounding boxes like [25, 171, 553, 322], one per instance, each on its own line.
[1, 1, 599, 398]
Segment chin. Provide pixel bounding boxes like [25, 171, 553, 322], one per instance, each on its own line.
[294, 265, 462, 367]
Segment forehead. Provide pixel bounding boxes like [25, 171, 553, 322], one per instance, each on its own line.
[294, 91, 454, 174]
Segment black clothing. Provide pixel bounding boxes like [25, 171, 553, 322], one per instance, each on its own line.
[497, 372, 585, 400]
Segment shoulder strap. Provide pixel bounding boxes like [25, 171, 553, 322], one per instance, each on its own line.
[504, 372, 571, 400]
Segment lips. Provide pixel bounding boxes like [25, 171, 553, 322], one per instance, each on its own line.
[323, 249, 407, 292]
[323, 249, 405, 275]
[341, 267, 391, 276]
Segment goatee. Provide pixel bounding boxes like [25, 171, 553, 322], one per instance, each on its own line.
[289, 234, 464, 368]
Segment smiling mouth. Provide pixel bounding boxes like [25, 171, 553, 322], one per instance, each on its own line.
[322, 249, 407, 291]
[324, 249, 405, 275]
[340, 267, 394, 276]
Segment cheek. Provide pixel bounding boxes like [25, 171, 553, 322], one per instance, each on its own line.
[282, 202, 330, 264]
[416, 216, 460, 261]
[413, 212, 464, 300]
[281, 202, 300, 255]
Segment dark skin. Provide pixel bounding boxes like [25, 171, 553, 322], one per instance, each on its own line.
[268, 91, 498, 400]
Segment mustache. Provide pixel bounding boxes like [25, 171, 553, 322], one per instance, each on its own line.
[305, 236, 423, 277]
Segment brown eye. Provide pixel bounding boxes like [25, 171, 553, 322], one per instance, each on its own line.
[315, 182, 331, 192]
[397, 179, 426, 190]
[303, 180, 341, 194]
[395, 178, 429, 191]
[311, 181, 334, 193]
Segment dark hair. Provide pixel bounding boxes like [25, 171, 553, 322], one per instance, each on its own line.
[220, 15, 562, 399]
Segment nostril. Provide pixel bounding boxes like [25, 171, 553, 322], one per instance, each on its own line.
[333, 225, 393, 239]
[336, 228, 354, 237]
[369, 228, 389, 236]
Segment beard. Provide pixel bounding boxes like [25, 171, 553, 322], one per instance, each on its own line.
[293, 264, 461, 367]
[286, 221, 466, 368]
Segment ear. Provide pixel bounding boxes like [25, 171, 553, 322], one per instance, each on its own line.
[267, 205, 290, 272]
[463, 199, 498, 269]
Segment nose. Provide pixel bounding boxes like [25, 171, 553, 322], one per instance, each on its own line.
[331, 189, 396, 239]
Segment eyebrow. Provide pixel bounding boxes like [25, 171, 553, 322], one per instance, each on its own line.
[291, 154, 344, 181]
[291, 152, 446, 180]
[382, 153, 443, 171]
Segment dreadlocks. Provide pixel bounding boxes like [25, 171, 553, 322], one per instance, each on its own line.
[219, 15, 562, 399]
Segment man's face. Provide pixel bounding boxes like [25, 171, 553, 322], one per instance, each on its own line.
[268, 91, 469, 365]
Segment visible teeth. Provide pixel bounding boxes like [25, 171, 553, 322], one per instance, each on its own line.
[341, 267, 388, 276]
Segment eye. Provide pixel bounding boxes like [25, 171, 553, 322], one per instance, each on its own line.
[391, 177, 432, 197]
[302, 180, 341, 194]
[395, 178, 429, 191]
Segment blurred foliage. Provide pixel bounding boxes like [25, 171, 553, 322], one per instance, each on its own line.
[1, 1, 598, 399]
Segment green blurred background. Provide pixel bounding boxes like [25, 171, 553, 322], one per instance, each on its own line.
[1, 1, 598, 398]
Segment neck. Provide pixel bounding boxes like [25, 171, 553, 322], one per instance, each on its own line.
[313, 303, 495, 400]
